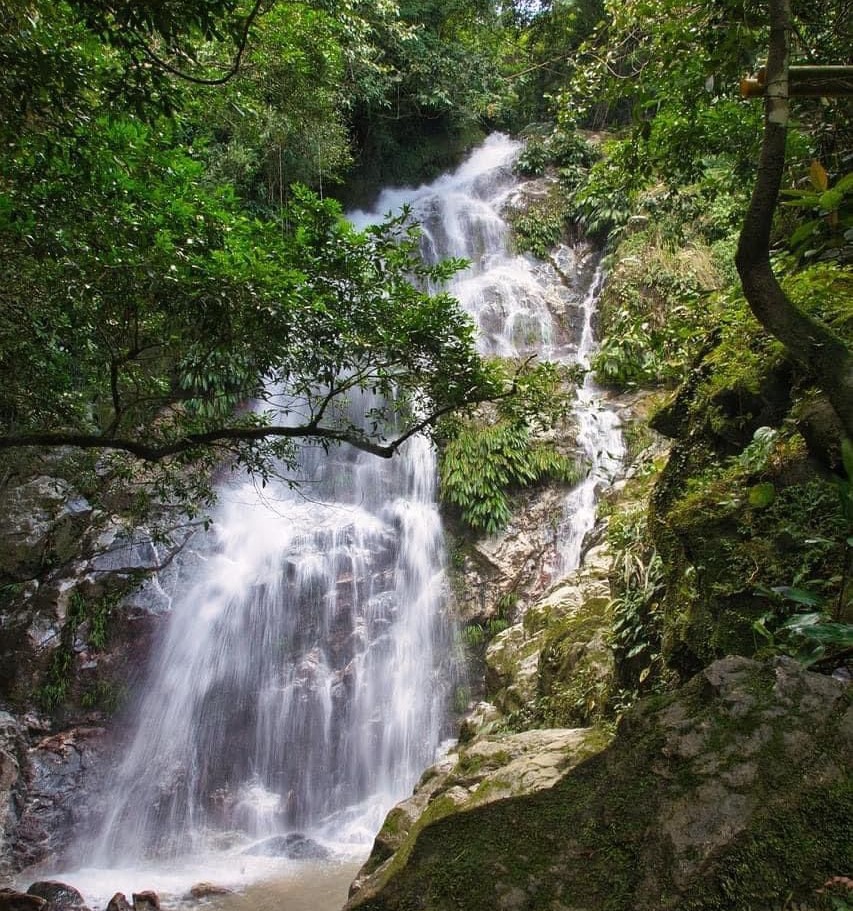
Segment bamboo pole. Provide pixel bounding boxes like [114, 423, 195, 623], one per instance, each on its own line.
[741, 65, 853, 98]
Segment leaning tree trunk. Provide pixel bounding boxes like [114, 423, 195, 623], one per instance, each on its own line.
[735, 0, 853, 439]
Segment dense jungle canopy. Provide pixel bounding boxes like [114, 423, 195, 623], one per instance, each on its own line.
[0, 0, 850, 518]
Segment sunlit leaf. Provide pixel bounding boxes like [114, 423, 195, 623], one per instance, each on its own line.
[810, 159, 829, 191]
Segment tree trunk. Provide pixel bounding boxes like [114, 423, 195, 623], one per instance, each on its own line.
[735, 0, 853, 439]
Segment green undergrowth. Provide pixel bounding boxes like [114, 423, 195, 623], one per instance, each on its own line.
[438, 362, 582, 535]
[440, 420, 582, 533]
[37, 588, 124, 713]
[647, 271, 852, 677]
[508, 191, 572, 258]
[592, 220, 722, 390]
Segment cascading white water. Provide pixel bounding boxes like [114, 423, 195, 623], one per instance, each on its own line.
[88, 408, 452, 867]
[36, 134, 623, 907]
[354, 133, 624, 580]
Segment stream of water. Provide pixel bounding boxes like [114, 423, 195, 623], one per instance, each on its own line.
[23, 134, 623, 909]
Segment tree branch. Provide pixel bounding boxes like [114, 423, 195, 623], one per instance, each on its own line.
[132, 0, 265, 87]
[0, 375, 520, 464]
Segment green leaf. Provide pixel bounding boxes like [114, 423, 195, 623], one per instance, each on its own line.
[819, 188, 844, 213]
[789, 219, 821, 247]
[748, 482, 776, 508]
[752, 618, 773, 641]
[770, 586, 825, 608]
[833, 172, 853, 193]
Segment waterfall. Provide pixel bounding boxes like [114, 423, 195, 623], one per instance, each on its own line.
[89, 412, 452, 863]
[353, 133, 624, 580]
[50, 134, 622, 904]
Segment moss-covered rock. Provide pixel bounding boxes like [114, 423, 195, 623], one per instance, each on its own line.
[346, 657, 853, 911]
[347, 725, 613, 904]
[483, 542, 616, 725]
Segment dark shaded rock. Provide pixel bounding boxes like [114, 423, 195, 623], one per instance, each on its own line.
[0, 713, 24, 879]
[130, 893, 159, 911]
[14, 727, 109, 871]
[242, 833, 330, 860]
[188, 883, 233, 899]
[0, 890, 47, 911]
[25, 882, 87, 910]
[0, 477, 87, 582]
[346, 658, 853, 911]
[105, 895, 131, 911]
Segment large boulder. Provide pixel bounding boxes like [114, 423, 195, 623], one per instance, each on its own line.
[484, 542, 615, 724]
[348, 725, 611, 897]
[104, 896, 131, 911]
[346, 657, 852, 911]
[130, 893, 159, 911]
[0, 890, 46, 911]
[25, 882, 88, 910]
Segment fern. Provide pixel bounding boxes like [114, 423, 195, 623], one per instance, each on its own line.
[440, 420, 581, 534]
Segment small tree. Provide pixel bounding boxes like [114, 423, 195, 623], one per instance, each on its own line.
[735, 0, 853, 438]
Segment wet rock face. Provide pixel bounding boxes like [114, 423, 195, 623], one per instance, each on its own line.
[347, 658, 852, 911]
[187, 883, 233, 899]
[130, 893, 159, 911]
[13, 726, 112, 872]
[242, 833, 330, 860]
[104, 895, 131, 911]
[0, 889, 47, 911]
[25, 882, 88, 910]
[483, 541, 615, 726]
[0, 478, 92, 585]
[0, 713, 24, 878]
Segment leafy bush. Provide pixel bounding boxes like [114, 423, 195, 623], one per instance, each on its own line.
[514, 127, 597, 177]
[780, 162, 853, 265]
[647, 100, 762, 184]
[510, 196, 570, 258]
[566, 139, 650, 239]
[607, 508, 666, 696]
[440, 420, 581, 534]
[591, 229, 718, 389]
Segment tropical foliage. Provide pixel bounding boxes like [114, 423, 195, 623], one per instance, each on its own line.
[0, 0, 518, 518]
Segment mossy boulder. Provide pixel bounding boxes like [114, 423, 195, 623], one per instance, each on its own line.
[347, 725, 613, 903]
[483, 543, 615, 724]
[346, 657, 852, 911]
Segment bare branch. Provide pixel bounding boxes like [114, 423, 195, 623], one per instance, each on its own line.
[132, 0, 265, 87]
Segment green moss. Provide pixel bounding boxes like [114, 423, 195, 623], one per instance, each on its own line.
[645, 293, 848, 676]
[351, 665, 852, 911]
[657, 436, 847, 673]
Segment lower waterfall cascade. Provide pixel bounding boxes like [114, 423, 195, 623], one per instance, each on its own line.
[26, 133, 624, 907]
